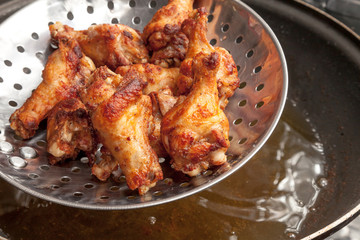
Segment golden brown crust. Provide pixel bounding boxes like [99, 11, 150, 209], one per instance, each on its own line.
[90, 73, 163, 194]
[47, 98, 95, 165]
[148, 88, 179, 158]
[142, 0, 194, 67]
[50, 22, 149, 70]
[161, 52, 230, 176]
[115, 63, 179, 95]
[9, 39, 95, 139]
[177, 8, 239, 109]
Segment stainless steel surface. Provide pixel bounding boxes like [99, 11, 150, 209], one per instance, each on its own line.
[0, 0, 287, 209]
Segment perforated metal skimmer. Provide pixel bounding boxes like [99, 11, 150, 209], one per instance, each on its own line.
[0, 0, 287, 209]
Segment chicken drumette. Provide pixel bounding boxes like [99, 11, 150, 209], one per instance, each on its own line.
[142, 0, 194, 67]
[115, 63, 179, 95]
[47, 98, 95, 165]
[83, 67, 163, 195]
[9, 39, 95, 139]
[50, 22, 149, 70]
[178, 8, 239, 109]
[161, 51, 230, 176]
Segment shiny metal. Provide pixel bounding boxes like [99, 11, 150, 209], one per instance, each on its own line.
[0, 0, 287, 209]
[9, 156, 27, 168]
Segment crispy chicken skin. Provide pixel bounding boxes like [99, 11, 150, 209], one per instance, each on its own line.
[81, 66, 126, 112]
[142, 0, 194, 67]
[148, 88, 179, 158]
[178, 8, 239, 109]
[47, 98, 95, 165]
[9, 39, 95, 139]
[90, 72, 163, 195]
[115, 63, 179, 95]
[82, 65, 176, 158]
[50, 22, 149, 70]
[92, 147, 119, 182]
[161, 52, 230, 176]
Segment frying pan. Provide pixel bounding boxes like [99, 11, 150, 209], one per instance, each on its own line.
[0, 0, 359, 239]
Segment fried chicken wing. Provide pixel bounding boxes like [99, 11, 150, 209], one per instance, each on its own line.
[9, 39, 95, 139]
[90, 72, 163, 195]
[115, 63, 179, 95]
[80, 66, 127, 112]
[148, 88, 179, 158]
[161, 52, 230, 176]
[178, 8, 239, 109]
[46, 98, 95, 165]
[142, 0, 194, 67]
[92, 147, 119, 182]
[50, 22, 149, 70]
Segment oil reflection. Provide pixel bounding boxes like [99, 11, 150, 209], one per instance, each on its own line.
[197, 120, 326, 234]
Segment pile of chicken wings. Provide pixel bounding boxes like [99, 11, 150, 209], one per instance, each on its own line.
[9, 0, 239, 195]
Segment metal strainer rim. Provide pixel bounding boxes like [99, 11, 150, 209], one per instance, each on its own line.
[0, 0, 288, 210]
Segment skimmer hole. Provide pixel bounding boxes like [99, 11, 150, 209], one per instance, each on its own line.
[254, 66, 262, 73]
[236, 65, 240, 71]
[210, 39, 217, 46]
[31, 32, 39, 40]
[73, 192, 83, 197]
[180, 182, 190, 188]
[235, 35, 243, 44]
[111, 18, 119, 24]
[149, 0, 157, 8]
[4, 60, 12, 66]
[67, 11, 74, 20]
[23, 67, 31, 74]
[9, 101, 17, 107]
[221, 23, 230, 32]
[127, 195, 136, 200]
[203, 170, 213, 176]
[132, 16, 141, 25]
[60, 176, 71, 183]
[110, 186, 120, 192]
[233, 118, 243, 125]
[36, 51, 44, 59]
[239, 82, 246, 89]
[51, 185, 60, 190]
[238, 99, 247, 107]
[71, 167, 80, 173]
[256, 83, 264, 91]
[36, 140, 46, 147]
[238, 138, 247, 144]
[228, 136, 233, 141]
[87, 6, 94, 14]
[40, 165, 50, 171]
[14, 83, 22, 90]
[246, 49, 254, 58]
[17, 46, 25, 53]
[0, 77, 3, 83]
[153, 191, 163, 196]
[48, 21, 54, 26]
[249, 120, 258, 127]
[207, 14, 214, 23]
[256, 101, 264, 108]
[129, 0, 136, 7]
[107, 1, 114, 10]
[84, 183, 94, 189]
[28, 173, 39, 179]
